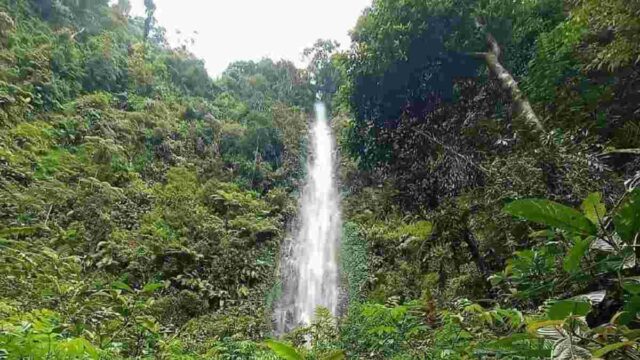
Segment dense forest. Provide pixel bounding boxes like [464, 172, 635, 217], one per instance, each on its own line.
[0, 0, 639, 359]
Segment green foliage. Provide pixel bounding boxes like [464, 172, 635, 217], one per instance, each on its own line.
[303, 39, 343, 111]
[614, 189, 640, 243]
[617, 279, 640, 327]
[164, 50, 212, 98]
[474, 0, 565, 76]
[580, 192, 606, 226]
[521, 0, 640, 132]
[216, 59, 314, 112]
[265, 338, 345, 360]
[523, 19, 587, 104]
[340, 303, 425, 359]
[0, 1, 306, 357]
[343, 0, 481, 167]
[340, 222, 369, 303]
[0, 309, 99, 359]
[496, 192, 640, 302]
[575, 0, 640, 72]
[504, 198, 596, 236]
[336, 0, 640, 357]
[547, 300, 591, 320]
[522, 296, 640, 359]
[82, 32, 128, 93]
[265, 340, 304, 360]
[563, 237, 591, 273]
[2, 0, 640, 358]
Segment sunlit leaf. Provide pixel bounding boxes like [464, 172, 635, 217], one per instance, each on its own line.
[264, 340, 304, 360]
[581, 192, 606, 225]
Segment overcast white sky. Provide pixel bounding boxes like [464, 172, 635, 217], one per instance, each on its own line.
[128, 0, 371, 77]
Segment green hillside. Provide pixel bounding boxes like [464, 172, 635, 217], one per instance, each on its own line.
[1, 0, 640, 358]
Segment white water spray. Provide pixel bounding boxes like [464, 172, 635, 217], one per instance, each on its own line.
[275, 102, 341, 333]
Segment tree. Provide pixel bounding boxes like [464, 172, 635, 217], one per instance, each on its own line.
[343, 0, 480, 166]
[342, 0, 557, 167]
[473, 18, 545, 132]
[216, 59, 314, 111]
[303, 39, 342, 108]
[116, 0, 132, 17]
[143, 0, 156, 43]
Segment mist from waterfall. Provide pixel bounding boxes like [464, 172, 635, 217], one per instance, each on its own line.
[274, 102, 341, 333]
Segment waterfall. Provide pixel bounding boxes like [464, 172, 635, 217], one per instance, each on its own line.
[274, 102, 341, 333]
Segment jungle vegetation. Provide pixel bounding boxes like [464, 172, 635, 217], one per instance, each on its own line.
[0, 0, 639, 359]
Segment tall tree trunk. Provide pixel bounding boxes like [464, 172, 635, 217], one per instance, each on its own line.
[475, 20, 546, 133]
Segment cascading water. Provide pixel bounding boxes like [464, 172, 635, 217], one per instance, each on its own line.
[274, 102, 341, 333]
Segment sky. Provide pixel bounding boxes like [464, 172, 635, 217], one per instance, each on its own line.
[128, 0, 371, 78]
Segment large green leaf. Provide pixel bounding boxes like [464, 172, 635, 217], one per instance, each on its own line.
[614, 189, 640, 243]
[264, 340, 304, 360]
[580, 192, 606, 225]
[504, 199, 596, 236]
[623, 280, 640, 295]
[563, 237, 591, 273]
[619, 295, 640, 325]
[547, 300, 592, 320]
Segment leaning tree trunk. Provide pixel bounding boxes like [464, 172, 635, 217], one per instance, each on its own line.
[475, 19, 546, 133]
